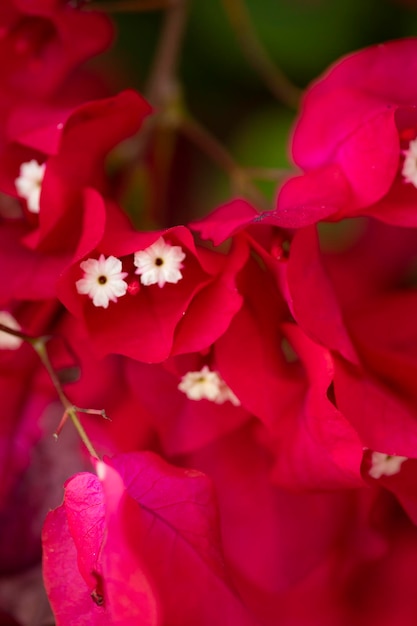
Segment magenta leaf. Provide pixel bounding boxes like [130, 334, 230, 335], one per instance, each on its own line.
[108, 451, 261, 625]
[42, 468, 160, 626]
[42, 452, 260, 625]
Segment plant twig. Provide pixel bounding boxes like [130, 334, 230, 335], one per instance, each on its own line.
[179, 115, 271, 211]
[0, 323, 101, 460]
[245, 166, 296, 181]
[145, 0, 189, 106]
[89, 0, 176, 12]
[221, 0, 302, 109]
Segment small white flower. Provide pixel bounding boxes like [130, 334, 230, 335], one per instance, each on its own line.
[0, 311, 23, 350]
[134, 236, 185, 288]
[216, 380, 241, 407]
[15, 159, 46, 213]
[178, 365, 241, 406]
[402, 137, 417, 188]
[369, 451, 408, 479]
[76, 254, 128, 309]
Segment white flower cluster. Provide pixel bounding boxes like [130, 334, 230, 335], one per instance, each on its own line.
[402, 137, 417, 188]
[76, 237, 186, 308]
[133, 236, 185, 287]
[178, 365, 240, 406]
[369, 451, 407, 479]
[15, 159, 46, 213]
[76, 255, 128, 309]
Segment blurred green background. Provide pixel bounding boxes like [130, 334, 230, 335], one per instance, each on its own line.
[95, 0, 417, 223]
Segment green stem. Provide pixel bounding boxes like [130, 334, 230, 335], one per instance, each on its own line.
[32, 340, 100, 460]
[0, 323, 100, 460]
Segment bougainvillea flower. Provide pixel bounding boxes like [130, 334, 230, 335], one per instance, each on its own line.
[191, 199, 364, 483]
[126, 353, 250, 455]
[284, 226, 358, 363]
[14, 158, 45, 212]
[42, 452, 261, 625]
[214, 255, 301, 429]
[76, 255, 128, 309]
[0, 0, 113, 98]
[191, 197, 260, 246]
[43, 468, 160, 625]
[282, 217, 417, 460]
[182, 422, 379, 626]
[5, 89, 151, 253]
[262, 39, 417, 227]
[58, 213, 248, 362]
[0, 186, 113, 305]
[361, 449, 417, 526]
[265, 324, 363, 490]
[134, 236, 186, 287]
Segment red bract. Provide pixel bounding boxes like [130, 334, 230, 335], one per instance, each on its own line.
[267, 324, 363, 490]
[214, 254, 300, 428]
[6, 90, 151, 253]
[263, 39, 417, 228]
[42, 470, 159, 626]
[192, 198, 363, 489]
[191, 197, 260, 245]
[182, 422, 376, 626]
[59, 218, 248, 362]
[284, 226, 358, 363]
[0, 220, 70, 302]
[333, 293, 417, 458]
[126, 352, 250, 455]
[284, 219, 417, 460]
[0, 0, 112, 97]
[42, 452, 260, 625]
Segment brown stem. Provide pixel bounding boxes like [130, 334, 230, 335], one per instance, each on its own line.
[245, 166, 297, 181]
[0, 323, 38, 344]
[89, 0, 176, 12]
[145, 0, 189, 106]
[221, 0, 302, 109]
[180, 115, 271, 212]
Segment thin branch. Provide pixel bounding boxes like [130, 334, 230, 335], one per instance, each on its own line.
[145, 0, 189, 106]
[33, 340, 101, 460]
[179, 115, 271, 212]
[131, 0, 189, 165]
[221, 0, 302, 109]
[245, 166, 297, 181]
[0, 324, 101, 460]
[180, 116, 239, 178]
[0, 322, 38, 344]
[89, 0, 176, 12]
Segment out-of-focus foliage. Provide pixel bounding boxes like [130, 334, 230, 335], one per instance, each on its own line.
[94, 0, 417, 220]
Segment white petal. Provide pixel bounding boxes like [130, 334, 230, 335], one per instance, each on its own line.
[0, 311, 23, 350]
[76, 255, 128, 308]
[134, 237, 186, 288]
[178, 366, 239, 405]
[15, 160, 45, 214]
[369, 452, 408, 479]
